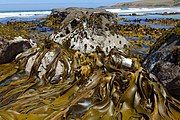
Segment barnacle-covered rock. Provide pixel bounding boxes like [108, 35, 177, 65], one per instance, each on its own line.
[47, 8, 129, 54]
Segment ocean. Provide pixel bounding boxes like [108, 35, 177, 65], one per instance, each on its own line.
[0, 7, 179, 24]
[0, 10, 51, 23]
[107, 7, 180, 20]
[106, 7, 180, 29]
[106, 7, 180, 15]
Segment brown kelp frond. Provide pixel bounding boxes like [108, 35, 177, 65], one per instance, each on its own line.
[0, 40, 180, 120]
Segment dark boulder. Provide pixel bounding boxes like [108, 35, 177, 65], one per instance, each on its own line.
[46, 7, 117, 32]
[0, 37, 31, 64]
[143, 28, 180, 99]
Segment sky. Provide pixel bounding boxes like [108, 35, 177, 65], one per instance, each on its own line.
[0, 0, 136, 11]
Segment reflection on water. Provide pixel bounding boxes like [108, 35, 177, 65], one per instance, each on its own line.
[118, 14, 180, 29]
[30, 26, 54, 34]
[0, 15, 48, 23]
[119, 14, 180, 20]
[125, 36, 139, 41]
[119, 21, 174, 29]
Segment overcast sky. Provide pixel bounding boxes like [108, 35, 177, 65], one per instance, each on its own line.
[0, 0, 135, 11]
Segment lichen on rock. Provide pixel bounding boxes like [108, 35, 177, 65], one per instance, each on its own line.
[46, 8, 129, 54]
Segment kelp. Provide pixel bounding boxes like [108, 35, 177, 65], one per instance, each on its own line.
[0, 63, 18, 83]
[0, 40, 180, 120]
[0, 22, 35, 40]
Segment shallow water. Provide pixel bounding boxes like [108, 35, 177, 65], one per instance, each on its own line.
[120, 14, 180, 20]
[30, 26, 54, 34]
[109, 7, 180, 29]
[119, 21, 174, 29]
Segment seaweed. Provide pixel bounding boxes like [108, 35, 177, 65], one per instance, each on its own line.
[0, 22, 36, 40]
[0, 39, 179, 120]
[0, 8, 179, 120]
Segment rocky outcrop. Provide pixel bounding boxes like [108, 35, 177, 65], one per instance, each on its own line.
[46, 8, 129, 54]
[143, 28, 180, 99]
[0, 37, 31, 64]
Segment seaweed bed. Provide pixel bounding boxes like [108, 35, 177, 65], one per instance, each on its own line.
[0, 40, 180, 120]
[0, 8, 180, 120]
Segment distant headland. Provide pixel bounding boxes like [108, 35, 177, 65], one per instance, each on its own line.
[100, 0, 180, 8]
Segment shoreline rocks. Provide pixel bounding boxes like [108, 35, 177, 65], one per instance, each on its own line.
[46, 8, 129, 54]
[143, 28, 180, 99]
[0, 37, 31, 64]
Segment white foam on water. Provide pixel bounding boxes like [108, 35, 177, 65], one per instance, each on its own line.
[106, 7, 180, 15]
[0, 11, 51, 19]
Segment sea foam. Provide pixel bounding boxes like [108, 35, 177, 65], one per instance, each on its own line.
[0, 11, 51, 19]
[106, 7, 180, 15]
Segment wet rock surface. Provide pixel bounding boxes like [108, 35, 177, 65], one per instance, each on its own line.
[0, 37, 31, 64]
[143, 28, 180, 99]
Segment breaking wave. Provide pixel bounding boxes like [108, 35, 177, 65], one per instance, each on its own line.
[106, 7, 180, 15]
[0, 10, 51, 23]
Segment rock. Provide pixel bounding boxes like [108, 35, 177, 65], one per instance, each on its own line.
[0, 37, 31, 64]
[13, 8, 131, 81]
[143, 28, 180, 99]
[47, 8, 129, 54]
[0, 37, 7, 49]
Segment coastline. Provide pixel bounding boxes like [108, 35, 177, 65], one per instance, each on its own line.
[106, 7, 180, 15]
[0, 7, 179, 19]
